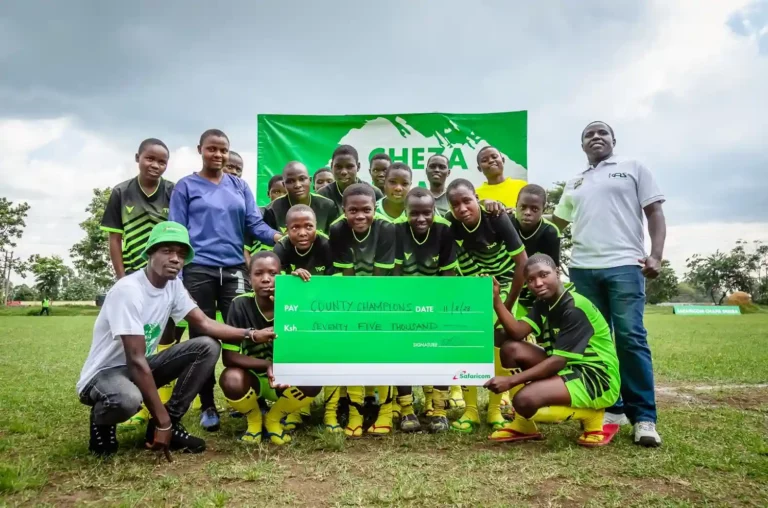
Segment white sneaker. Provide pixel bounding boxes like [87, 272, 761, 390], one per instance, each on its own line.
[604, 412, 630, 426]
[633, 421, 661, 447]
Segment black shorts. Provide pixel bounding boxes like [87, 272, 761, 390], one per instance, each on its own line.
[182, 263, 251, 337]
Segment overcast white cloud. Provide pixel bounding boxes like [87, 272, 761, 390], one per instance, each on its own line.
[1, 0, 767, 283]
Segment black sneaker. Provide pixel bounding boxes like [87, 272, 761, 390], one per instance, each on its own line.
[145, 418, 206, 453]
[89, 409, 118, 457]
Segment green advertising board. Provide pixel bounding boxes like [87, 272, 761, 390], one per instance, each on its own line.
[273, 275, 495, 386]
[256, 111, 528, 206]
[673, 305, 741, 316]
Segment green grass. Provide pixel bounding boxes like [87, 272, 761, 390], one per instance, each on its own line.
[0, 305, 99, 317]
[1, 315, 767, 507]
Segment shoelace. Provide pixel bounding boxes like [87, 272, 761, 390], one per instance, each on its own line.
[173, 421, 190, 438]
[637, 421, 656, 432]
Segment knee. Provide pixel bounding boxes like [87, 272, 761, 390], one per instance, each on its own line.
[511, 388, 538, 418]
[299, 386, 322, 398]
[107, 388, 144, 423]
[219, 367, 249, 398]
[197, 336, 221, 358]
[499, 341, 524, 369]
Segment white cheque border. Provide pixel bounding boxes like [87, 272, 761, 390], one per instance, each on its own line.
[273, 363, 495, 386]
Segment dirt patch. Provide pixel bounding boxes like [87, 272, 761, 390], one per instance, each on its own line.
[657, 384, 768, 411]
[527, 476, 705, 507]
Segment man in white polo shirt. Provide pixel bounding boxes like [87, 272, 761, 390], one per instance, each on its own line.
[553, 121, 666, 447]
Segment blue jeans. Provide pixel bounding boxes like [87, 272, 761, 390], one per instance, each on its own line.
[569, 266, 656, 424]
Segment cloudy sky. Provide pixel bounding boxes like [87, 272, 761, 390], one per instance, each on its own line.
[2, 0, 767, 282]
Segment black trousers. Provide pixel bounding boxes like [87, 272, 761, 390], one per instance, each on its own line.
[182, 263, 251, 410]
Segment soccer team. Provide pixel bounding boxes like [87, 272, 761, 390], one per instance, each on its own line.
[77, 124, 628, 458]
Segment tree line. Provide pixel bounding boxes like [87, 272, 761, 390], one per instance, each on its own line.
[1, 186, 766, 305]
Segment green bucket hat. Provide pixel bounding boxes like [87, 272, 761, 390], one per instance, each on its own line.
[140, 221, 195, 265]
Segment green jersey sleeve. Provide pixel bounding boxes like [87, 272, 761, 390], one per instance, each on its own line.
[100, 187, 124, 233]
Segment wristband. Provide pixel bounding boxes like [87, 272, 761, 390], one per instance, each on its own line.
[245, 328, 255, 341]
[156, 423, 172, 432]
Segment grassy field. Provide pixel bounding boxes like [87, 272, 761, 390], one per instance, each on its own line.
[1, 313, 767, 507]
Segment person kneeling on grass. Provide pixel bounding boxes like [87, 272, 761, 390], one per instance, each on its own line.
[219, 251, 322, 445]
[77, 222, 273, 458]
[484, 253, 621, 447]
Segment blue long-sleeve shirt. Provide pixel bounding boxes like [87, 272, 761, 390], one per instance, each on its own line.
[169, 173, 277, 267]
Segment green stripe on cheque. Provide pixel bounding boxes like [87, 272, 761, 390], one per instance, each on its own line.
[273, 275, 495, 386]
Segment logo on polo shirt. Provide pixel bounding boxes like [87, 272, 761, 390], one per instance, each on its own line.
[125, 205, 134, 214]
[574, 178, 584, 189]
[609, 173, 628, 179]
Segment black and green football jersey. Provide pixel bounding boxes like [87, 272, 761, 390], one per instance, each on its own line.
[273, 235, 334, 275]
[249, 193, 339, 253]
[522, 287, 620, 402]
[222, 292, 274, 360]
[318, 179, 384, 211]
[376, 197, 405, 223]
[329, 215, 395, 276]
[511, 214, 561, 307]
[394, 216, 457, 276]
[100, 177, 174, 272]
[446, 209, 525, 283]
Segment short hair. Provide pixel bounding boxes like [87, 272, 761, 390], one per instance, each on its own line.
[249, 250, 281, 272]
[370, 152, 391, 163]
[138, 138, 169, 155]
[427, 153, 449, 166]
[282, 160, 308, 175]
[385, 162, 412, 179]
[342, 183, 376, 207]
[332, 144, 359, 163]
[406, 186, 434, 203]
[446, 178, 476, 195]
[228, 150, 242, 161]
[526, 253, 557, 271]
[313, 167, 332, 182]
[581, 121, 615, 140]
[199, 129, 229, 146]
[267, 175, 284, 191]
[286, 204, 316, 223]
[476, 145, 497, 164]
[517, 184, 547, 205]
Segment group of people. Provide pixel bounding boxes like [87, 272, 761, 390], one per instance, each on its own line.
[77, 121, 666, 460]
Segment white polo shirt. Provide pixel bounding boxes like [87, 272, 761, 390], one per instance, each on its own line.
[554, 155, 664, 269]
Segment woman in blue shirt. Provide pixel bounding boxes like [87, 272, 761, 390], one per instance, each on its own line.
[169, 128, 280, 431]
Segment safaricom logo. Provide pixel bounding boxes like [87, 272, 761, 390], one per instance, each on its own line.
[452, 370, 491, 381]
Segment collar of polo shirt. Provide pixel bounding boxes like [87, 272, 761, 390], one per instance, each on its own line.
[583, 154, 619, 173]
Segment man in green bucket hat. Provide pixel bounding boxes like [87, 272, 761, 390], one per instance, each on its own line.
[77, 222, 276, 459]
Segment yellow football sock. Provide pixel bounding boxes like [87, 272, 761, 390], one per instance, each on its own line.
[300, 405, 311, 417]
[368, 386, 393, 435]
[345, 386, 364, 437]
[398, 393, 415, 416]
[451, 386, 480, 432]
[119, 405, 149, 428]
[392, 387, 402, 420]
[156, 343, 173, 353]
[510, 413, 539, 435]
[448, 385, 465, 408]
[266, 387, 314, 445]
[365, 386, 376, 398]
[226, 388, 262, 443]
[423, 386, 434, 415]
[431, 389, 447, 418]
[283, 411, 303, 431]
[487, 391, 505, 428]
[323, 386, 342, 433]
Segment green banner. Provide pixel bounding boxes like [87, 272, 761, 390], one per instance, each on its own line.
[273, 275, 495, 386]
[256, 111, 528, 206]
[673, 305, 741, 315]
